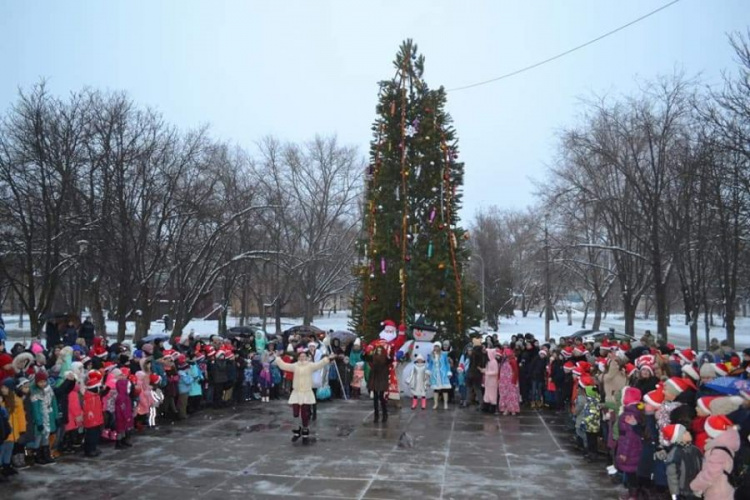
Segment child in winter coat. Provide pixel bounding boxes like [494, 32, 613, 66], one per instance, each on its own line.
[457, 349, 470, 406]
[581, 379, 602, 462]
[352, 361, 364, 399]
[176, 356, 193, 420]
[1, 378, 25, 477]
[29, 372, 58, 464]
[662, 424, 702, 500]
[407, 355, 429, 410]
[113, 378, 133, 449]
[82, 371, 104, 457]
[689, 415, 740, 500]
[259, 352, 272, 403]
[615, 387, 644, 499]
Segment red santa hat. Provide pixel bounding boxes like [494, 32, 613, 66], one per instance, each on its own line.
[621, 386, 642, 407]
[216, 348, 226, 358]
[697, 396, 722, 415]
[599, 339, 612, 351]
[381, 319, 396, 328]
[578, 374, 596, 388]
[705, 415, 735, 439]
[619, 341, 631, 352]
[149, 373, 162, 385]
[624, 363, 637, 378]
[86, 370, 103, 389]
[677, 349, 697, 364]
[576, 361, 591, 374]
[636, 354, 655, 368]
[561, 346, 574, 359]
[572, 345, 588, 357]
[643, 388, 665, 408]
[681, 363, 700, 382]
[204, 345, 216, 358]
[665, 376, 697, 395]
[595, 358, 606, 372]
[714, 363, 730, 377]
[563, 361, 575, 373]
[91, 345, 108, 358]
[661, 423, 687, 445]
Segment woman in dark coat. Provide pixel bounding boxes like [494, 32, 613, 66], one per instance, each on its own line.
[364, 345, 390, 423]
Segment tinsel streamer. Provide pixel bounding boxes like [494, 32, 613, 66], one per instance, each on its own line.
[381, 257, 386, 275]
[427, 241, 434, 258]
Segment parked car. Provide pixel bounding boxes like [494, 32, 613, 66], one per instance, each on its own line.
[581, 330, 636, 345]
[558, 329, 597, 342]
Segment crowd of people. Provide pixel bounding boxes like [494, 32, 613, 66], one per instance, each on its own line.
[1, 317, 749, 500]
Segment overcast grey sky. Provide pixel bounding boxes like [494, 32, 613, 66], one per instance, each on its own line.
[1, 0, 748, 219]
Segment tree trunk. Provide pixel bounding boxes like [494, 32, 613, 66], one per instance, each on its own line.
[704, 301, 711, 350]
[91, 285, 106, 340]
[689, 319, 698, 351]
[521, 294, 528, 317]
[303, 299, 313, 326]
[581, 301, 589, 329]
[239, 288, 247, 327]
[567, 308, 572, 326]
[592, 300, 603, 331]
[623, 300, 636, 337]
[725, 304, 735, 347]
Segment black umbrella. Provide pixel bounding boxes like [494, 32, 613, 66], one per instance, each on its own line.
[142, 333, 170, 343]
[223, 326, 256, 338]
[283, 325, 324, 337]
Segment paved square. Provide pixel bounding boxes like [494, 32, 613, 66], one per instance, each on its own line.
[9, 400, 622, 499]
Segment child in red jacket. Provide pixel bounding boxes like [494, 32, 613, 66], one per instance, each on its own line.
[82, 371, 104, 457]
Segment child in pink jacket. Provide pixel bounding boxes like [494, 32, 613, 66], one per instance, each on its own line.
[689, 415, 740, 500]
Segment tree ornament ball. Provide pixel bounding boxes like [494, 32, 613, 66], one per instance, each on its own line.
[370, 296, 378, 302]
[407, 233, 413, 240]
[431, 187, 438, 193]
[377, 204, 383, 210]
[405, 254, 411, 262]
[425, 136, 430, 140]
[438, 223, 445, 230]
[463, 232, 470, 240]
[430, 161, 435, 166]
[438, 262, 446, 270]
[369, 273, 375, 279]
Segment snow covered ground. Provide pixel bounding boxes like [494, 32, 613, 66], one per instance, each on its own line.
[4, 308, 748, 350]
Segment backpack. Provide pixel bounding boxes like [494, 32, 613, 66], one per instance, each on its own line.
[714, 444, 750, 490]
[675, 445, 703, 494]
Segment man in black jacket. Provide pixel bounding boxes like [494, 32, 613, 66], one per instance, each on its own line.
[78, 317, 95, 347]
[465, 335, 486, 409]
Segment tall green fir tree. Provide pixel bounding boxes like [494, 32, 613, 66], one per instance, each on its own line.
[352, 40, 479, 344]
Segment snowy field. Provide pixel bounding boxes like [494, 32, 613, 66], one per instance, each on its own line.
[3, 308, 748, 350]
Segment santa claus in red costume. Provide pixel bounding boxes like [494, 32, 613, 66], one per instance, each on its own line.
[365, 319, 407, 400]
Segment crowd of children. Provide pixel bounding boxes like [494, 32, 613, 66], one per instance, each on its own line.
[1, 323, 749, 500]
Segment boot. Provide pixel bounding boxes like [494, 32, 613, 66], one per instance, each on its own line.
[411, 397, 418, 410]
[43, 446, 55, 464]
[381, 400, 388, 423]
[122, 433, 133, 448]
[115, 440, 124, 450]
[301, 427, 310, 445]
[443, 392, 449, 410]
[5, 463, 18, 476]
[433, 395, 439, 410]
[1, 465, 12, 477]
[421, 397, 427, 410]
[311, 404, 317, 421]
[291, 426, 301, 442]
[34, 449, 46, 465]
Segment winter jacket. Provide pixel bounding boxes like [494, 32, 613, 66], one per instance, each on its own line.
[467, 345, 486, 384]
[690, 428, 740, 500]
[602, 362, 627, 405]
[83, 389, 104, 428]
[2, 394, 26, 442]
[65, 385, 84, 432]
[188, 363, 203, 396]
[114, 379, 133, 434]
[30, 384, 58, 434]
[210, 359, 229, 385]
[178, 368, 193, 394]
[615, 405, 644, 473]
[45, 322, 60, 350]
[407, 363, 429, 397]
[54, 378, 75, 428]
[79, 321, 95, 346]
[63, 327, 78, 347]
[274, 356, 330, 405]
[665, 443, 703, 498]
[529, 355, 546, 382]
[582, 388, 602, 434]
[364, 351, 390, 392]
[311, 349, 326, 389]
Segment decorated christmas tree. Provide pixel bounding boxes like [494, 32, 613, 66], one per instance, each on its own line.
[351, 40, 478, 343]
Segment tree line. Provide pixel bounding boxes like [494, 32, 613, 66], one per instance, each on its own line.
[0, 83, 362, 342]
[469, 31, 750, 349]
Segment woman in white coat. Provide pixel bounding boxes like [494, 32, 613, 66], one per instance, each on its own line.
[274, 348, 330, 443]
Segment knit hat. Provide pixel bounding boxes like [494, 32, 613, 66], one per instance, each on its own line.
[681, 363, 699, 382]
[677, 349, 696, 364]
[86, 370, 103, 389]
[697, 396, 721, 415]
[699, 363, 716, 379]
[705, 415, 735, 438]
[539, 350, 548, 358]
[709, 396, 745, 416]
[662, 423, 687, 445]
[665, 376, 696, 395]
[433, 341, 442, 349]
[2, 378, 16, 391]
[624, 363, 637, 378]
[636, 354, 655, 368]
[142, 343, 154, 355]
[34, 371, 48, 383]
[353, 338, 361, 348]
[16, 377, 30, 388]
[643, 389, 665, 408]
[621, 386, 642, 407]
